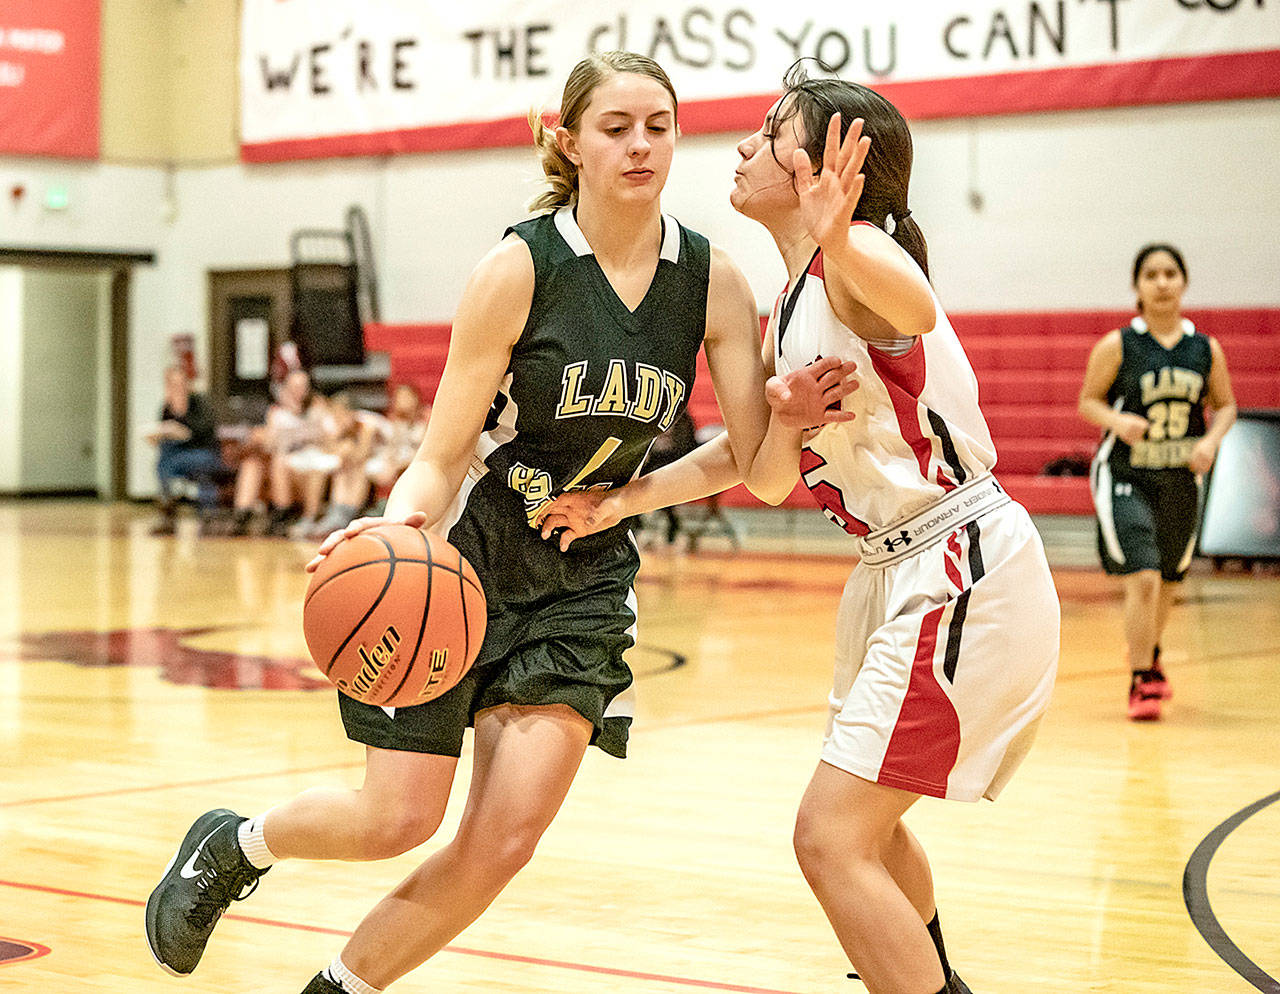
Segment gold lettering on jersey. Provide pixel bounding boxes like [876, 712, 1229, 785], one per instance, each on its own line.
[1140, 367, 1203, 405]
[553, 360, 687, 428]
[592, 359, 630, 416]
[657, 371, 686, 432]
[509, 462, 553, 522]
[631, 364, 663, 422]
[1130, 438, 1195, 470]
[557, 361, 592, 418]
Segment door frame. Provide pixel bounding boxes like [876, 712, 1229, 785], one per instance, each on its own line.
[207, 268, 294, 424]
[0, 247, 155, 500]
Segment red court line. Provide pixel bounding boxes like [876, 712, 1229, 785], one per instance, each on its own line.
[0, 880, 801, 994]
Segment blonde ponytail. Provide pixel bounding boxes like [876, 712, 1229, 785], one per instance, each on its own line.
[528, 110, 579, 214]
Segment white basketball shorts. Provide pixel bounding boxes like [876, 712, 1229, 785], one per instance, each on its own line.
[822, 500, 1059, 802]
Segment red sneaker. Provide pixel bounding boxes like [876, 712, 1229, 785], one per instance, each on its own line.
[1129, 671, 1163, 721]
[1146, 661, 1173, 700]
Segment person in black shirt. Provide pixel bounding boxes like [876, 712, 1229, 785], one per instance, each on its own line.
[145, 365, 226, 535]
[1080, 244, 1237, 719]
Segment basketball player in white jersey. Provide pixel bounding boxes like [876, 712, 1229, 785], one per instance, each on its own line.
[538, 62, 1060, 994]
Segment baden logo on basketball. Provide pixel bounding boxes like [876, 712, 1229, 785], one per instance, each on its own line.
[344, 625, 401, 697]
[303, 524, 486, 708]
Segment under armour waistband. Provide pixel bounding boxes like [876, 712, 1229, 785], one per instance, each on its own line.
[856, 473, 1010, 568]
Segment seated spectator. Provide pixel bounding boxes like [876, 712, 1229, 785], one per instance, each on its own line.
[145, 365, 227, 536]
[364, 383, 430, 513]
[228, 369, 323, 536]
[289, 391, 382, 539]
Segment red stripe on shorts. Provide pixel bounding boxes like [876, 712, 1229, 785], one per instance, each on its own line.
[945, 532, 964, 590]
[878, 604, 961, 798]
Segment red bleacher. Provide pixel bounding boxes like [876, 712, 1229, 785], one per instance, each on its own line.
[365, 308, 1280, 516]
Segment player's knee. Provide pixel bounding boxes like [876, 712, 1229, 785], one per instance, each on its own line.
[1134, 569, 1162, 601]
[359, 806, 443, 858]
[793, 806, 840, 880]
[457, 821, 543, 881]
[489, 827, 543, 878]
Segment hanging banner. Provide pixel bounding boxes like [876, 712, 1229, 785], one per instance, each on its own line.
[0, 0, 99, 158]
[240, 0, 1280, 162]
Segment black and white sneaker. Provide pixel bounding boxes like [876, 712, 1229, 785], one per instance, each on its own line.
[847, 969, 972, 992]
[301, 972, 346, 993]
[145, 808, 267, 975]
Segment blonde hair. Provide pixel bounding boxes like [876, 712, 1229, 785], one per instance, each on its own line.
[528, 52, 678, 215]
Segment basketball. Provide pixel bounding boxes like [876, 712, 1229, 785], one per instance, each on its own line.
[302, 524, 486, 707]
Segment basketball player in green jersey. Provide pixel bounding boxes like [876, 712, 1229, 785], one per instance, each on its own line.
[1080, 244, 1237, 719]
[144, 52, 854, 993]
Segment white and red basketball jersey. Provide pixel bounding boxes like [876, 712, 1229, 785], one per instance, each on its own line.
[773, 237, 997, 536]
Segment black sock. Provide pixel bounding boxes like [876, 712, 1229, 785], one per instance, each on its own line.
[927, 910, 952, 979]
[847, 913, 951, 984]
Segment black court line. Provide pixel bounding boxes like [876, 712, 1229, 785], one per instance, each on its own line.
[1183, 790, 1280, 993]
[630, 644, 688, 680]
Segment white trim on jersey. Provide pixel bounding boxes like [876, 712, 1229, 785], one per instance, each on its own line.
[1090, 398, 1126, 565]
[1131, 315, 1196, 337]
[438, 371, 520, 536]
[1175, 477, 1205, 574]
[554, 206, 681, 263]
[1091, 458, 1125, 565]
[603, 584, 640, 722]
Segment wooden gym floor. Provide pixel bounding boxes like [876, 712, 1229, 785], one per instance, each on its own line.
[1, 499, 1277, 993]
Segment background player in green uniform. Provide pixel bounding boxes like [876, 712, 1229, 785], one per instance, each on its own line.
[145, 52, 854, 994]
[1080, 244, 1237, 719]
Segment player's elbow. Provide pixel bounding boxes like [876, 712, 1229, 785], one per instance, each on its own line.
[899, 299, 937, 337]
[745, 467, 800, 506]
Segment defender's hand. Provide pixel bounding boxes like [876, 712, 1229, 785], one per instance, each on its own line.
[766, 356, 858, 429]
[535, 490, 623, 552]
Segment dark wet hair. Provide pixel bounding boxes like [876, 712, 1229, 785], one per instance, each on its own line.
[1131, 244, 1188, 313]
[772, 60, 928, 277]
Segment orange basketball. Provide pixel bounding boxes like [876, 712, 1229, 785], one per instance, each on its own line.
[302, 524, 486, 707]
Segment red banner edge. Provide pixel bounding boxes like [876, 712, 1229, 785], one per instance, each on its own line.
[240, 49, 1280, 164]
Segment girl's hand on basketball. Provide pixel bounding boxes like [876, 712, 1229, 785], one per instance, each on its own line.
[304, 511, 429, 572]
[793, 113, 870, 253]
[766, 356, 858, 430]
[535, 490, 623, 552]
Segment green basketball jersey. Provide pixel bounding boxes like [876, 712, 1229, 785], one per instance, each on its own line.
[443, 207, 710, 550]
[1104, 317, 1211, 474]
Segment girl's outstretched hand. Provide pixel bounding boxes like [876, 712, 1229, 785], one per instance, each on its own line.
[792, 113, 871, 251]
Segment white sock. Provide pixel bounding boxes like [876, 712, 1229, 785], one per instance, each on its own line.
[236, 811, 280, 870]
[325, 956, 383, 994]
